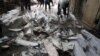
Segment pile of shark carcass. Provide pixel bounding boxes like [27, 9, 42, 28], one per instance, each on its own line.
[0, 8, 100, 56]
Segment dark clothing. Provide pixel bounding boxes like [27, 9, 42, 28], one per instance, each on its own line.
[0, 20, 3, 38]
[0, 0, 5, 12]
[45, 2, 51, 11]
[57, 0, 69, 15]
[37, 0, 44, 7]
[45, 0, 50, 3]
[95, 19, 99, 25]
[44, 0, 53, 11]
[20, 0, 31, 11]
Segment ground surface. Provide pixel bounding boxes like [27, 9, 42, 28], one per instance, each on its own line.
[0, 2, 100, 56]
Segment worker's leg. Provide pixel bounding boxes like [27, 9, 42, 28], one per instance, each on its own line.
[21, 3, 24, 11]
[66, 3, 70, 15]
[28, 3, 31, 10]
[57, 4, 61, 15]
[63, 8, 66, 15]
[48, 3, 51, 10]
[25, 3, 28, 10]
[45, 3, 47, 11]
[0, 27, 2, 38]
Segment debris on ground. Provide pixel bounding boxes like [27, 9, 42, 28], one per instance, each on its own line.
[0, 4, 100, 56]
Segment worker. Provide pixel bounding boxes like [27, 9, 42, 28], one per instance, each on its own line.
[57, 0, 70, 15]
[44, 0, 54, 11]
[20, 0, 31, 11]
